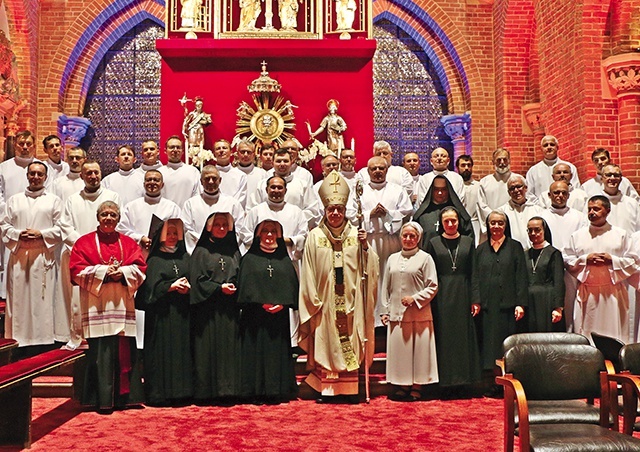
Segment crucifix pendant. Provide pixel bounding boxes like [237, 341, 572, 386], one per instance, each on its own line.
[173, 263, 179, 275]
[451, 265, 457, 272]
[219, 258, 225, 271]
[267, 264, 274, 278]
[434, 220, 440, 230]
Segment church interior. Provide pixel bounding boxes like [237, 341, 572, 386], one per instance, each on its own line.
[0, 0, 640, 450]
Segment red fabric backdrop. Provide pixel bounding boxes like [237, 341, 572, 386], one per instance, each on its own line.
[156, 39, 376, 176]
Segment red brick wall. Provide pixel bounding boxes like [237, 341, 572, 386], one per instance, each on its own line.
[6, 0, 38, 133]
[3, 0, 639, 188]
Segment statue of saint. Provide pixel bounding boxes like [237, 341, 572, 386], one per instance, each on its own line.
[180, 0, 203, 28]
[182, 97, 212, 151]
[336, 0, 357, 31]
[307, 99, 347, 153]
[278, 0, 300, 31]
[238, 0, 261, 31]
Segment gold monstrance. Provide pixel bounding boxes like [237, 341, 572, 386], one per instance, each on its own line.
[234, 61, 296, 145]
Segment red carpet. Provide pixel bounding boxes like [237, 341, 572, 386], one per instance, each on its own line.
[12, 396, 505, 451]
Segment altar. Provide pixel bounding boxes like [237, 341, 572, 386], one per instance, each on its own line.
[157, 0, 376, 173]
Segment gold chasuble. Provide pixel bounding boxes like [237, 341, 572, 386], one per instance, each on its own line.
[299, 171, 379, 396]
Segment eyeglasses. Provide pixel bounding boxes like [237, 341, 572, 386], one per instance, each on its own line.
[508, 184, 525, 192]
[603, 172, 621, 178]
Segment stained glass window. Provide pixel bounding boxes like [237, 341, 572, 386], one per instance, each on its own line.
[82, 20, 163, 175]
[373, 19, 449, 172]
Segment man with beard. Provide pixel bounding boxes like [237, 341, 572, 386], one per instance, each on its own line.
[477, 149, 521, 229]
[563, 196, 637, 343]
[413, 175, 473, 248]
[339, 148, 358, 192]
[456, 155, 482, 244]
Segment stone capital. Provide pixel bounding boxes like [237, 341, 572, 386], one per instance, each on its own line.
[441, 113, 470, 142]
[58, 114, 91, 147]
[522, 102, 544, 134]
[602, 53, 640, 99]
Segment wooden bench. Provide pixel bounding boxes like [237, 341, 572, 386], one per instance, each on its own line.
[0, 338, 18, 366]
[0, 348, 85, 449]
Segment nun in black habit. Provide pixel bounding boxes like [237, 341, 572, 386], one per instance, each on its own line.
[135, 218, 193, 406]
[237, 219, 299, 403]
[190, 212, 242, 401]
[413, 175, 474, 249]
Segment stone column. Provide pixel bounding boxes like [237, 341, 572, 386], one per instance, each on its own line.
[441, 113, 471, 162]
[603, 53, 640, 189]
[522, 103, 545, 159]
[58, 114, 91, 148]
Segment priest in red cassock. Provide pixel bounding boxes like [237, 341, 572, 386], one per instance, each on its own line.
[69, 200, 147, 412]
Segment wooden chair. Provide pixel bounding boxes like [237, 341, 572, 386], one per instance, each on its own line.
[496, 343, 640, 452]
[496, 332, 590, 374]
[615, 342, 640, 435]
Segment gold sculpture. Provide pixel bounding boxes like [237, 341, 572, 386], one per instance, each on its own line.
[234, 62, 297, 145]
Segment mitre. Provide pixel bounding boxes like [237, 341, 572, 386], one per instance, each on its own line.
[318, 170, 350, 207]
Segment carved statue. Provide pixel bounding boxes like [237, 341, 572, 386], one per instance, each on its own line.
[182, 97, 212, 151]
[307, 99, 347, 153]
[238, 0, 261, 31]
[278, 0, 300, 31]
[180, 0, 203, 28]
[336, 0, 357, 31]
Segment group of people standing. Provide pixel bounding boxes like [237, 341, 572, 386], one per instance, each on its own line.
[1, 129, 639, 410]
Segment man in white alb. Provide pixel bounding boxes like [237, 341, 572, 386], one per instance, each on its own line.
[42, 135, 69, 190]
[525, 135, 580, 199]
[160, 136, 201, 206]
[102, 145, 145, 206]
[415, 147, 465, 208]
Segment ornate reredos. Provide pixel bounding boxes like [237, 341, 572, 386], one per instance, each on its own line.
[166, 0, 372, 39]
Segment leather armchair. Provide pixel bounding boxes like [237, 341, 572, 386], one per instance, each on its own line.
[496, 343, 640, 451]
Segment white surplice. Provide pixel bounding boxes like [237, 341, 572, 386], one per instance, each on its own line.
[563, 223, 637, 343]
[1, 190, 63, 346]
[102, 169, 145, 207]
[160, 162, 202, 206]
[525, 158, 581, 199]
[180, 191, 245, 254]
[116, 195, 182, 244]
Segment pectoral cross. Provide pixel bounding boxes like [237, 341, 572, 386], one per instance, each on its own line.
[267, 264, 274, 278]
[434, 220, 440, 230]
[173, 263, 179, 275]
[219, 258, 225, 271]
